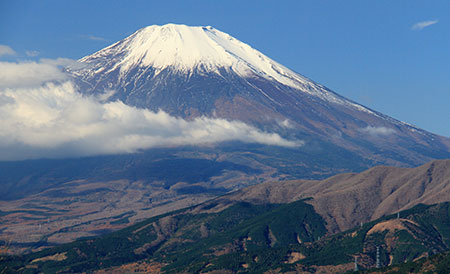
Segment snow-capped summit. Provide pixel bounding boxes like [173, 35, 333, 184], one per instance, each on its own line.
[72, 24, 371, 112]
[78, 23, 310, 89]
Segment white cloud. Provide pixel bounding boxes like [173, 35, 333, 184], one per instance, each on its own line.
[0, 45, 16, 57]
[361, 126, 396, 136]
[411, 20, 438, 31]
[0, 60, 301, 160]
[278, 119, 295, 129]
[0, 61, 68, 88]
[25, 50, 40, 57]
[80, 34, 107, 41]
[0, 58, 86, 88]
[40, 57, 86, 69]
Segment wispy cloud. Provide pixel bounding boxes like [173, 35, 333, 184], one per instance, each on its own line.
[80, 34, 107, 41]
[411, 19, 438, 31]
[25, 50, 40, 57]
[0, 60, 301, 160]
[40, 57, 85, 69]
[360, 126, 396, 136]
[0, 45, 16, 57]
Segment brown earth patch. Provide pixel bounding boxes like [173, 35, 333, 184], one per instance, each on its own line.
[285, 252, 306, 264]
[213, 243, 237, 256]
[31, 252, 67, 263]
[367, 219, 418, 235]
[92, 260, 163, 274]
[298, 262, 354, 274]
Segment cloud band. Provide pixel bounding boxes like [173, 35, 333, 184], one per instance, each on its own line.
[0, 59, 301, 160]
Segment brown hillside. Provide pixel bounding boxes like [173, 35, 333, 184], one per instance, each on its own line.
[218, 159, 450, 233]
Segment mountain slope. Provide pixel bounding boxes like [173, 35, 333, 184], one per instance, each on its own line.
[68, 23, 450, 167]
[364, 250, 450, 274]
[223, 159, 450, 232]
[3, 198, 450, 273]
[0, 144, 371, 255]
[3, 159, 450, 273]
[1, 156, 449, 257]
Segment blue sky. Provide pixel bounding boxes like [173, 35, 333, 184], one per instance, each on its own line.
[1, 0, 449, 137]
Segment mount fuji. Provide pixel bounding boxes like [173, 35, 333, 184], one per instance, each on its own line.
[69, 24, 450, 167]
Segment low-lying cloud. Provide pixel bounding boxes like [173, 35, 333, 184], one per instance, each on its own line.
[0, 59, 301, 161]
[0, 61, 68, 88]
[361, 126, 396, 136]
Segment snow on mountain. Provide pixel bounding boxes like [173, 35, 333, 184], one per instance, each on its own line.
[68, 24, 450, 167]
[73, 24, 375, 115]
[78, 24, 305, 84]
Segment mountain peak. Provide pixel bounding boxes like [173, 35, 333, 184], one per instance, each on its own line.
[71, 24, 436, 139]
[127, 23, 237, 71]
[77, 23, 316, 90]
